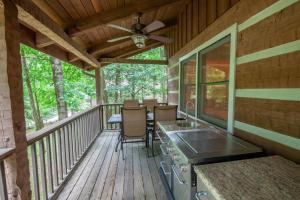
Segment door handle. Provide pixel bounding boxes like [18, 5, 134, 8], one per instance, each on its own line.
[172, 165, 185, 184]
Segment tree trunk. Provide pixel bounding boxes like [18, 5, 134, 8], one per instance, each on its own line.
[21, 49, 44, 130]
[131, 82, 136, 99]
[95, 68, 103, 104]
[114, 65, 121, 103]
[51, 57, 68, 120]
[102, 69, 108, 104]
[152, 76, 157, 99]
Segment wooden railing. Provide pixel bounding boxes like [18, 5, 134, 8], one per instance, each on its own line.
[0, 148, 14, 200]
[27, 105, 103, 200]
[101, 104, 122, 130]
[0, 102, 168, 199]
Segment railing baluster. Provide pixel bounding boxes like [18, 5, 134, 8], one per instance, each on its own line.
[31, 144, 40, 200]
[72, 121, 76, 162]
[64, 126, 70, 171]
[88, 113, 91, 143]
[46, 136, 54, 193]
[38, 140, 48, 199]
[82, 115, 85, 149]
[78, 117, 83, 155]
[68, 124, 73, 167]
[57, 129, 63, 181]
[60, 127, 67, 175]
[0, 161, 8, 200]
[73, 119, 78, 162]
[51, 131, 59, 187]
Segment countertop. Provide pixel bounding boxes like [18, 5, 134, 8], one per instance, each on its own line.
[194, 156, 300, 200]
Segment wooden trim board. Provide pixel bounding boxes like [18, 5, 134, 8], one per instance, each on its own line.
[236, 88, 300, 101]
[237, 40, 300, 65]
[235, 121, 300, 151]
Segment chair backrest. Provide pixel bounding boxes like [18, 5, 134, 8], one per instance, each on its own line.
[154, 105, 178, 131]
[142, 99, 158, 112]
[123, 99, 140, 108]
[121, 107, 147, 139]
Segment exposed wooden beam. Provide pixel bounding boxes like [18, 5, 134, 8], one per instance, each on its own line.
[99, 58, 168, 65]
[31, 0, 66, 28]
[20, 24, 87, 69]
[13, 0, 100, 68]
[35, 32, 55, 48]
[67, 0, 183, 37]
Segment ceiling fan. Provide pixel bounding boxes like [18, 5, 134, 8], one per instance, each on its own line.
[106, 13, 172, 48]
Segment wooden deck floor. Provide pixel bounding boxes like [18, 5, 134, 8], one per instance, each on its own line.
[57, 131, 168, 200]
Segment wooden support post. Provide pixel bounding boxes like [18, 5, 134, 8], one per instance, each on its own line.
[0, 0, 31, 199]
[95, 68, 103, 104]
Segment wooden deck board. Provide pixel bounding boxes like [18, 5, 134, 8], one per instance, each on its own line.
[123, 143, 134, 199]
[133, 143, 145, 200]
[56, 131, 167, 200]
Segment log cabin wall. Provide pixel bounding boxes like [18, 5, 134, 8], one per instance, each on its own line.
[166, 0, 300, 163]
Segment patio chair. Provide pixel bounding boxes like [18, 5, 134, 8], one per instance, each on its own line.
[120, 106, 148, 159]
[123, 99, 140, 108]
[142, 99, 158, 112]
[151, 105, 178, 156]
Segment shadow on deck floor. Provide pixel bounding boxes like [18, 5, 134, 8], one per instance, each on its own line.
[57, 131, 167, 200]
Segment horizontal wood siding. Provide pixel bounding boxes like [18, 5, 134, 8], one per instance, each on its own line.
[237, 1, 300, 57]
[234, 129, 300, 163]
[234, 1, 300, 163]
[235, 98, 300, 139]
[236, 51, 300, 88]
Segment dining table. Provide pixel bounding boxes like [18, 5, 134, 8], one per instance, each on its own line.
[107, 112, 185, 124]
[108, 112, 185, 152]
[107, 112, 155, 124]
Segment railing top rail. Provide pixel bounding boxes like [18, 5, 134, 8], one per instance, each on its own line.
[27, 104, 101, 145]
[101, 103, 123, 106]
[0, 148, 15, 161]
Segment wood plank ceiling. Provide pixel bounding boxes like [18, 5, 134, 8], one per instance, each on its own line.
[21, 0, 186, 69]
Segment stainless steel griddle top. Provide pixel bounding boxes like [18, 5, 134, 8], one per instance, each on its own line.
[158, 121, 263, 164]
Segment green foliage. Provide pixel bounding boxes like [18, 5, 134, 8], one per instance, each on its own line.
[22, 44, 167, 130]
[103, 47, 167, 103]
[21, 44, 96, 128]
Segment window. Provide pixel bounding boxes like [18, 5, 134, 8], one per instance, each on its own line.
[180, 55, 196, 116]
[198, 36, 230, 128]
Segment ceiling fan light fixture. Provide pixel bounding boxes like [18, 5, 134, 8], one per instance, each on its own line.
[132, 34, 146, 48]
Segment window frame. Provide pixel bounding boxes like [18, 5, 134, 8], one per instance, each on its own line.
[178, 24, 237, 133]
[197, 36, 231, 128]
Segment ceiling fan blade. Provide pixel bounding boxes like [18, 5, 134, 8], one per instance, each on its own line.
[107, 24, 133, 33]
[148, 35, 173, 43]
[142, 20, 165, 33]
[107, 35, 131, 42]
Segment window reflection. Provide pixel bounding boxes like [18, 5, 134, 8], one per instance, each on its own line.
[199, 38, 230, 127]
[181, 55, 196, 116]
